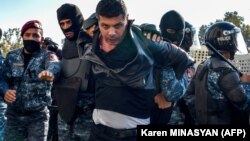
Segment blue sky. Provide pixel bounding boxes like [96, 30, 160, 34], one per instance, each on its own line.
[1, 0, 250, 47]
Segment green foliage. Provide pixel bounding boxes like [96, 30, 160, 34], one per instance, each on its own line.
[223, 11, 243, 27]
[0, 28, 22, 57]
[198, 23, 212, 44]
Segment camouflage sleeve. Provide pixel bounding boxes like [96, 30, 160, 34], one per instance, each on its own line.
[242, 82, 250, 98]
[0, 54, 11, 97]
[160, 67, 185, 102]
[45, 51, 61, 80]
[219, 71, 250, 112]
[148, 41, 194, 80]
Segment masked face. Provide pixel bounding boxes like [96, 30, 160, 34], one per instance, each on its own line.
[162, 28, 184, 46]
[23, 40, 41, 53]
[57, 4, 84, 41]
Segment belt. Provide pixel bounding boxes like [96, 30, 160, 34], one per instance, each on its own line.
[95, 124, 137, 138]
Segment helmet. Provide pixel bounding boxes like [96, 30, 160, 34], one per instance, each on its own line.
[83, 13, 97, 30]
[44, 37, 52, 45]
[140, 23, 161, 36]
[180, 21, 196, 52]
[43, 37, 58, 52]
[205, 21, 247, 54]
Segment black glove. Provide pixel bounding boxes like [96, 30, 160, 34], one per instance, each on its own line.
[140, 23, 161, 36]
[44, 37, 59, 53]
[140, 23, 162, 42]
[48, 44, 59, 53]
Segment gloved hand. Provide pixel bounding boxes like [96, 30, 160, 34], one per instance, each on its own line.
[44, 37, 59, 53]
[48, 44, 59, 53]
[140, 23, 162, 42]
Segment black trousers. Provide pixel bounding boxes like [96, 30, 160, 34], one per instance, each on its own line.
[88, 124, 136, 141]
[150, 103, 173, 125]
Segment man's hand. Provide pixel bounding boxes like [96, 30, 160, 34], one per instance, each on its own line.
[4, 89, 16, 103]
[38, 70, 54, 81]
[154, 92, 172, 109]
[240, 73, 250, 83]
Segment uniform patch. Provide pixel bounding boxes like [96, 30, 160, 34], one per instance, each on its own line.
[13, 63, 24, 67]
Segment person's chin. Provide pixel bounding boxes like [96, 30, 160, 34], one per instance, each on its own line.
[65, 32, 74, 39]
[107, 39, 119, 46]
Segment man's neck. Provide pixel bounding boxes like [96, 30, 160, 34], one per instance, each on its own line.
[99, 36, 116, 53]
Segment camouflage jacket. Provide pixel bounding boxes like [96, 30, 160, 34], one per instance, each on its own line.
[0, 48, 60, 112]
[186, 57, 250, 124]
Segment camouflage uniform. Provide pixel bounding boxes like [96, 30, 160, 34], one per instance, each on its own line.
[185, 57, 250, 124]
[0, 56, 6, 141]
[160, 67, 186, 125]
[0, 48, 60, 141]
[57, 96, 94, 141]
[0, 99, 6, 141]
[160, 65, 195, 125]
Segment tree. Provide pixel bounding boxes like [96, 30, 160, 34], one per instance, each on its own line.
[223, 11, 243, 27]
[0, 28, 22, 57]
[198, 23, 213, 44]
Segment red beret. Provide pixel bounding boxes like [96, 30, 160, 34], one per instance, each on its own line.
[21, 20, 43, 36]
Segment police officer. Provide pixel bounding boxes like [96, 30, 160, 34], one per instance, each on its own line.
[151, 10, 188, 125]
[185, 21, 250, 124]
[42, 37, 61, 141]
[0, 20, 60, 140]
[166, 21, 197, 125]
[180, 21, 196, 52]
[55, 3, 95, 141]
[0, 27, 6, 141]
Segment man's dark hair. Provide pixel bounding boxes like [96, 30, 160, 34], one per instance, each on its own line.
[96, 0, 127, 19]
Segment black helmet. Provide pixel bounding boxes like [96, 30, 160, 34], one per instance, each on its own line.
[205, 21, 247, 54]
[180, 21, 195, 52]
[83, 13, 97, 30]
[43, 37, 59, 52]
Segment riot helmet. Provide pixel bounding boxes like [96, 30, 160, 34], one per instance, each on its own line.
[205, 21, 247, 56]
[43, 37, 59, 52]
[83, 13, 97, 30]
[180, 21, 196, 52]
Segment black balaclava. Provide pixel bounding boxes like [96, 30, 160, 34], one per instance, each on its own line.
[159, 10, 184, 46]
[180, 21, 194, 52]
[57, 3, 84, 41]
